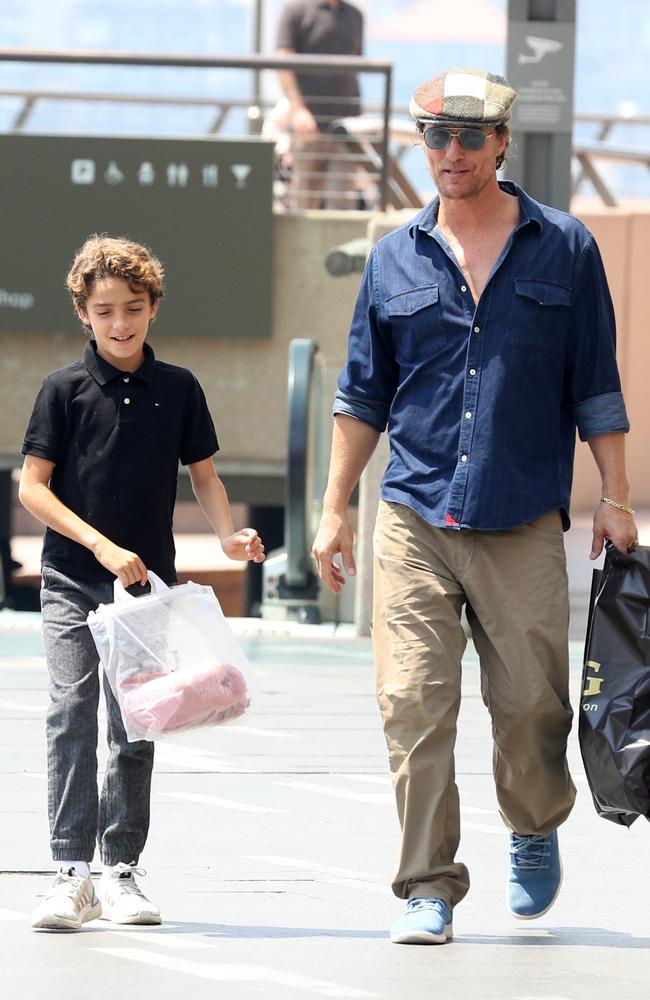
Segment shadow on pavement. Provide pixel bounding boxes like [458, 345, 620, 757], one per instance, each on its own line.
[114, 920, 387, 939]
[458, 927, 650, 949]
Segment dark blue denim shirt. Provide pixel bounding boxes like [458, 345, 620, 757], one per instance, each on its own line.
[334, 182, 629, 531]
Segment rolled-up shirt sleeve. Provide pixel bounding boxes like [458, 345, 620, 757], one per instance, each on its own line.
[566, 234, 630, 441]
[333, 247, 397, 432]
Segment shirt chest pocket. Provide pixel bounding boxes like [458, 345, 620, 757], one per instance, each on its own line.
[507, 278, 572, 353]
[385, 284, 441, 362]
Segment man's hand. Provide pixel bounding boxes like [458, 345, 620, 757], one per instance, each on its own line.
[590, 502, 638, 560]
[291, 104, 318, 135]
[312, 510, 356, 594]
[92, 539, 148, 586]
[221, 528, 265, 563]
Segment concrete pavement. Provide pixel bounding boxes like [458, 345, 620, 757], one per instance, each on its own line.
[1, 608, 650, 999]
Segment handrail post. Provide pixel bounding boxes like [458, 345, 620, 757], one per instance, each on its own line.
[379, 64, 392, 212]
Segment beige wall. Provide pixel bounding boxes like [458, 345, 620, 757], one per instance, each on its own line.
[571, 205, 649, 509]
[0, 211, 369, 475]
[1, 205, 648, 510]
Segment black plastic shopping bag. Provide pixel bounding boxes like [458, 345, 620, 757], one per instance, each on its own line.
[579, 544, 650, 826]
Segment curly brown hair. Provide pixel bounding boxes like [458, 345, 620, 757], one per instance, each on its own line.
[66, 234, 165, 312]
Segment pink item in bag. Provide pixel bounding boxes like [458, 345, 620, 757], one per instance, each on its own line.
[120, 661, 250, 738]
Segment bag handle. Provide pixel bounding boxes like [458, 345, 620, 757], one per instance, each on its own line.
[113, 570, 169, 605]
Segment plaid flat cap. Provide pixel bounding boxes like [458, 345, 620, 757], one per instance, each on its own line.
[409, 67, 516, 126]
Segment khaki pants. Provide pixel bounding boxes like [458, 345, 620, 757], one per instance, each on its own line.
[372, 501, 576, 908]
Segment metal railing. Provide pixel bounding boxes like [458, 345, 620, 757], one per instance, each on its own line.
[0, 47, 394, 211]
[572, 112, 650, 206]
[2, 51, 648, 210]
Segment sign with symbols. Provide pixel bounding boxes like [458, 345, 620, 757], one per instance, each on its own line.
[506, 20, 575, 132]
[0, 134, 274, 337]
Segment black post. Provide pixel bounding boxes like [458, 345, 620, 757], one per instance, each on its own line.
[506, 0, 576, 211]
[0, 470, 13, 606]
[245, 504, 284, 615]
[379, 64, 393, 212]
[250, 0, 264, 135]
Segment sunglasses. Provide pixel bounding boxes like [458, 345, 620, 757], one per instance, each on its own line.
[422, 126, 493, 152]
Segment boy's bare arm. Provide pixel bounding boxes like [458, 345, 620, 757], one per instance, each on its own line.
[188, 458, 265, 563]
[18, 454, 148, 586]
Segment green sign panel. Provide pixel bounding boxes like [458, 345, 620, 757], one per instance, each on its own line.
[0, 133, 274, 337]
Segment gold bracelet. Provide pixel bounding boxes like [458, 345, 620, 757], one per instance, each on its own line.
[600, 496, 635, 515]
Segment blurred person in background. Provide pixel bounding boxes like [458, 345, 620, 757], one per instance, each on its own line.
[274, 0, 364, 209]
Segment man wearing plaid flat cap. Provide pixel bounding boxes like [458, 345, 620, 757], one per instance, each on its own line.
[313, 66, 637, 943]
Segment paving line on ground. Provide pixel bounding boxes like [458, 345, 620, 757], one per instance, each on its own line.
[243, 855, 389, 895]
[461, 821, 506, 835]
[273, 780, 393, 805]
[0, 699, 46, 713]
[159, 791, 286, 814]
[0, 906, 28, 920]
[331, 775, 502, 818]
[154, 744, 241, 773]
[337, 774, 390, 786]
[90, 948, 379, 998]
[0, 657, 46, 668]
[246, 855, 384, 884]
[223, 725, 299, 739]
[109, 928, 211, 948]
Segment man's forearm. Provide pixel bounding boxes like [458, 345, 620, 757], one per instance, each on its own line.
[587, 432, 631, 502]
[323, 414, 381, 514]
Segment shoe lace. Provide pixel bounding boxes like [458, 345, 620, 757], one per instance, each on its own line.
[510, 834, 551, 871]
[48, 870, 85, 898]
[108, 862, 147, 895]
[406, 897, 449, 916]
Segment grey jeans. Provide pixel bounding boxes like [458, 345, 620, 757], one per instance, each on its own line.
[40, 566, 154, 865]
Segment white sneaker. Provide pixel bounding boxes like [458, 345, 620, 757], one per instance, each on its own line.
[99, 862, 161, 925]
[31, 868, 101, 931]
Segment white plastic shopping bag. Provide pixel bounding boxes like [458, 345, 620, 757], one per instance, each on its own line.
[87, 572, 253, 742]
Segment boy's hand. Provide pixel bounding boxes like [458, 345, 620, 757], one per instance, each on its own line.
[92, 539, 149, 586]
[221, 528, 265, 563]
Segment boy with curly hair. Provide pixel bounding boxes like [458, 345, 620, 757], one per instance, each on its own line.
[20, 234, 264, 930]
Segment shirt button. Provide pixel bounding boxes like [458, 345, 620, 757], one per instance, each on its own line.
[124, 397, 131, 405]
[461, 454, 468, 463]
[465, 411, 472, 419]
[469, 368, 477, 376]
[123, 376, 130, 383]
[473, 325, 480, 333]
[461, 285, 467, 292]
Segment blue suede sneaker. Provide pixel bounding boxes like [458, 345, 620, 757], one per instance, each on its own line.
[507, 831, 563, 919]
[390, 897, 453, 944]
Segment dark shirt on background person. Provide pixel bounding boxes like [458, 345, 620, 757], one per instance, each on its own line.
[276, 0, 363, 127]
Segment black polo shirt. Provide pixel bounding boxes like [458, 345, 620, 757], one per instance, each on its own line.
[276, 0, 363, 123]
[22, 341, 218, 585]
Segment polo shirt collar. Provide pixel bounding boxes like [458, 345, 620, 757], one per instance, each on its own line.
[408, 180, 544, 238]
[83, 340, 156, 386]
